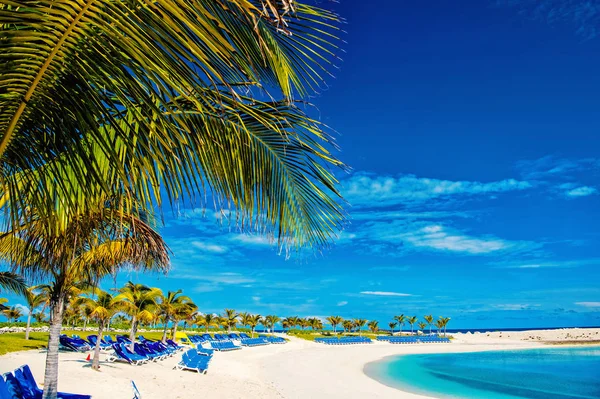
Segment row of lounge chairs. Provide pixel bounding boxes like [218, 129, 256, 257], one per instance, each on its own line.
[107, 340, 182, 365]
[377, 335, 451, 344]
[315, 337, 373, 345]
[187, 333, 287, 346]
[208, 341, 241, 351]
[1, 365, 91, 399]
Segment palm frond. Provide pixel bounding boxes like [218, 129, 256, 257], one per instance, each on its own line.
[0, 271, 26, 296]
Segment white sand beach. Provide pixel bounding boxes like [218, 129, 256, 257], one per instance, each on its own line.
[0, 328, 598, 399]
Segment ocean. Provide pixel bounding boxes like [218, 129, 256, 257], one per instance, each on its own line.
[364, 346, 600, 399]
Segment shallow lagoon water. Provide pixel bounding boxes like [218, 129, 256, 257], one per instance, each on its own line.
[364, 346, 600, 399]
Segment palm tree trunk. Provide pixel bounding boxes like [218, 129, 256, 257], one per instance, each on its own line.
[172, 321, 178, 341]
[129, 315, 137, 352]
[429, 324, 432, 335]
[92, 320, 104, 371]
[25, 310, 32, 340]
[83, 318, 87, 332]
[205, 325, 209, 333]
[251, 327, 255, 338]
[161, 318, 169, 343]
[42, 293, 65, 399]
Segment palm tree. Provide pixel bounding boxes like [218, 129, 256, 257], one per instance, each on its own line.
[33, 312, 46, 323]
[424, 315, 434, 335]
[116, 282, 163, 350]
[435, 319, 444, 335]
[0, 272, 27, 297]
[247, 314, 262, 338]
[158, 290, 194, 343]
[222, 309, 238, 333]
[197, 314, 219, 333]
[367, 320, 379, 333]
[24, 287, 46, 340]
[171, 302, 198, 340]
[72, 288, 120, 370]
[307, 317, 323, 331]
[0, 201, 168, 399]
[417, 322, 427, 334]
[353, 319, 367, 336]
[388, 322, 397, 336]
[407, 316, 418, 335]
[282, 317, 296, 331]
[295, 318, 307, 331]
[239, 312, 252, 331]
[439, 317, 451, 337]
[80, 304, 94, 332]
[1, 0, 346, 266]
[3, 306, 22, 322]
[342, 319, 354, 333]
[394, 314, 406, 336]
[264, 315, 281, 333]
[326, 316, 343, 334]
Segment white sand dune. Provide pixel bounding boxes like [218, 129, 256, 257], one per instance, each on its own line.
[1, 328, 598, 399]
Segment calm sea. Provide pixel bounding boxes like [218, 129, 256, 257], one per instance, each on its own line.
[364, 346, 600, 399]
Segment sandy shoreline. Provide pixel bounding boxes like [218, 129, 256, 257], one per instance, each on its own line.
[0, 328, 598, 399]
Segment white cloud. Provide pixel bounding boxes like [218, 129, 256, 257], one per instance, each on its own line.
[497, 258, 600, 269]
[252, 296, 261, 302]
[343, 173, 531, 208]
[360, 291, 413, 297]
[337, 301, 348, 306]
[172, 272, 254, 285]
[565, 186, 597, 198]
[191, 241, 228, 254]
[399, 224, 510, 254]
[575, 302, 600, 308]
[229, 234, 273, 247]
[493, 304, 539, 311]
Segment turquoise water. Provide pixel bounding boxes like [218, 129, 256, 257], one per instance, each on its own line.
[364, 346, 600, 399]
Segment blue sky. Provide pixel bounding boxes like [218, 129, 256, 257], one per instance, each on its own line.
[4, 1, 600, 329]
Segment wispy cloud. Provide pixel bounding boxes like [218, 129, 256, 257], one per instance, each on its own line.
[342, 172, 531, 208]
[191, 241, 229, 254]
[575, 302, 600, 308]
[360, 291, 413, 297]
[564, 185, 597, 198]
[337, 301, 348, 306]
[497, 258, 600, 269]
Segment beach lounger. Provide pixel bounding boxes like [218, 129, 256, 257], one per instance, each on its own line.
[131, 381, 141, 399]
[59, 336, 91, 352]
[104, 335, 116, 344]
[106, 344, 148, 365]
[87, 335, 111, 350]
[8, 365, 91, 399]
[174, 349, 211, 374]
[116, 335, 132, 344]
[239, 333, 251, 339]
[0, 374, 13, 399]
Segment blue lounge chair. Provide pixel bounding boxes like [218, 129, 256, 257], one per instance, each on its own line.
[106, 344, 148, 365]
[175, 349, 211, 374]
[0, 375, 13, 399]
[201, 333, 212, 341]
[131, 381, 141, 399]
[9, 365, 91, 399]
[116, 335, 132, 344]
[86, 335, 111, 350]
[59, 336, 90, 352]
[239, 333, 251, 339]
[104, 335, 116, 344]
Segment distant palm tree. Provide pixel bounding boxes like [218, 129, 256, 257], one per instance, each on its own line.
[197, 313, 218, 333]
[439, 317, 451, 337]
[247, 314, 262, 338]
[407, 316, 418, 335]
[3, 306, 22, 322]
[353, 319, 367, 336]
[264, 315, 281, 333]
[73, 288, 120, 370]
[417, 322, 427, 334]
[394, 314, 406, 335]
[23, 287, 46, 340]
[342, 319, 354, 333]
[116, 282, 162, 350]
[171, 301, 197, 339]
[32, 312, 45, 323]
[282, 317, 296, 330]
[158, 290, 194, 343]
[388, 322, 397, 335]
[239, 312, 252, 331]
[80, 304, 94, 332]
[424, 315, 434, 335]
[223, 309, 239, 333]
[435, 319, 444, 335]
[367, 320, 379, 333]
[299, 318, 310, 331]
[326, 316, 343, 333]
